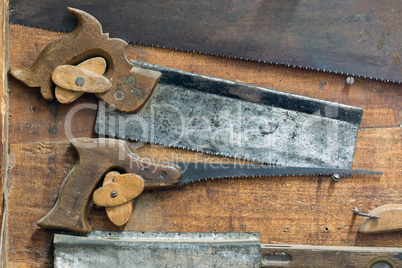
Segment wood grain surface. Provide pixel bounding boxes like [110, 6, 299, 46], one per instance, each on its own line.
[260, 244, 402, 267]
[9, 8, 162, 113]
[2, 24, 401, 267]
[54, 57, 107, 104]
[102, 171, 136, 227]
[0, 0, 9, 267]
[359, 204, 402, 234]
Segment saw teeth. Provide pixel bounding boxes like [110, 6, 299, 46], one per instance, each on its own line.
[99, 131, 283, 166]
[13, 23, 68, 33]
[11, 23, 401, 84]
[176, 172, 367, 187]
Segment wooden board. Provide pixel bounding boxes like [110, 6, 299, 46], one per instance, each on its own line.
[0, 0, 9, 266]
[2, 24, 401, 267]
[260, 244, 402, 267]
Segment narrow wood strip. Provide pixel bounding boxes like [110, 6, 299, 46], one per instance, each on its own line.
[261, 244, 402, 268]
[0, 0, 9, 266]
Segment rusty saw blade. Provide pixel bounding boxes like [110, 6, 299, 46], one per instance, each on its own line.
[54, 232, 402, 267]
[36, 138, 381, 234]
[9, 8, 366, 168]
[96, 61, 363, 168]
[9, 0, 402, 83]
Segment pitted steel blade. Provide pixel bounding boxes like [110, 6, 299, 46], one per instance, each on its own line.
[96, 61, 363, 168]
[54, 231, 261, 268]
[176, 162, 382, 186]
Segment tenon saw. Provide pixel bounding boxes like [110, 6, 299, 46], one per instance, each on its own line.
[9, 0, 402, 83]
[11, 8, 368, 168]
[54, 231, 402, 267]
[37, 138, 380, 234]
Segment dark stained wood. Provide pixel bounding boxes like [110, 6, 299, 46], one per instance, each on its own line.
[9, 1, 402, 83]
[359, 204, 402, 234]
[37, 138, 182, 234]
[9, 8, 162, 113]
[4, 23, 402, 267]
[260, 244, 402, 267]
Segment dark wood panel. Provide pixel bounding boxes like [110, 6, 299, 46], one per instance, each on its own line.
[9, 0, 402, 83]
[260, 244, 402, 268]
[8, 75, 98, 144]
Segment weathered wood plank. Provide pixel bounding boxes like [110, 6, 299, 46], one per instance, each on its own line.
[8, 25, 97, 144]
[8, 25, 401, 146]
[5, 127, 401, 266]
[0, 0, 9, 266]
[260, 244, 402, 267]
[5, 23, 401, 267]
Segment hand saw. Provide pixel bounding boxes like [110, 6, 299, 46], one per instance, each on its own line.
[10, 8, 366, 168]
[37, 138, 381, 234]
[9, 0, 402, 83]
[54, 231, 402, 267]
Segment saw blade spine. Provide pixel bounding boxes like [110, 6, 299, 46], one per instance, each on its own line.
[11, 23, 401, 84]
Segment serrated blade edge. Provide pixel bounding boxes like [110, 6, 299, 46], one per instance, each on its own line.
[176, 163, 382, 186]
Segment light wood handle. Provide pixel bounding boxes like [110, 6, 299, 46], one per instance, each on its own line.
[93, 173, 145, 207]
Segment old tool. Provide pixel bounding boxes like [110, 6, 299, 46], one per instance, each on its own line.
[37, 138, 381, 234]
[11, 8, 368, 168]
[9, 0, 402, 83]
[54, 231, 402, 267]
[359, 204, 402, 234]
[9, 8, 162, 113]
[353, 207, 381, 219]
[53, 57, 111, 104]
[98, 171, 138, 226]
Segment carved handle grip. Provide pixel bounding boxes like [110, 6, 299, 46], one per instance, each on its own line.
[10, 8, 161, 112]
[38, 138, 181, 233]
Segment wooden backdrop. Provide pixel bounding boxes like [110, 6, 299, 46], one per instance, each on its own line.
[0, 21, 401, 267]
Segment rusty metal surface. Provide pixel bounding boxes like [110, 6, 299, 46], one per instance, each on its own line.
[54, 231, 261, 268]
[96, 61, 365, 168]
[9, 0, 402, 83]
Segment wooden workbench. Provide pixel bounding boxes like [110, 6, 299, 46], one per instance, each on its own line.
[0, 21, 401, 267]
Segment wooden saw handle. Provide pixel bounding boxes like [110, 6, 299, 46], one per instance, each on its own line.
[10, 8, 161, 113]
[98, 171, 139, 226]
[359, 204, 402, 234]
[37, 138, 181, 233]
